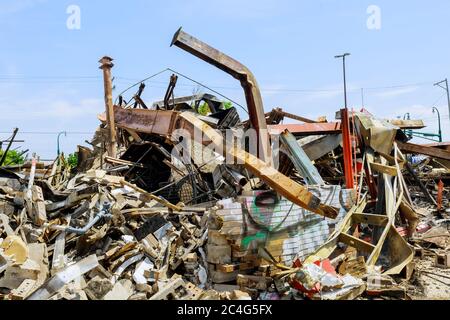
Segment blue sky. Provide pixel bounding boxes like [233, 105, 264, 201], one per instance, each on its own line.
[1, 0, 450, 159]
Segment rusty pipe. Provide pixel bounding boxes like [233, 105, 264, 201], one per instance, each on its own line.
[171, 27, 271, 162]
[99, 56, 117, 158]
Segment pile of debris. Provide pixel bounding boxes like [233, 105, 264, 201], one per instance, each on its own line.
[0, 27, 449, 300]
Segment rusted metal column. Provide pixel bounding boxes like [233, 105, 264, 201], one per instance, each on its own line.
[171, 28, 271, 163]
[437, 180, 444, 211]
[99, 56, 117, 158]
[340, 108, 354, 189]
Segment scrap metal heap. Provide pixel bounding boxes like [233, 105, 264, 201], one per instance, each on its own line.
[0, 28, 449, 300]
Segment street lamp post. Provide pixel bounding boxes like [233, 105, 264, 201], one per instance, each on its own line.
[57, 131, 67, 156]
[432, 107, 442, 143]
[335, 53, 351, 109]
[335, 53, 354, 189]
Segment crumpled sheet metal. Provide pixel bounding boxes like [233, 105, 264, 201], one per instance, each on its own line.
[354, 112, 399, 155]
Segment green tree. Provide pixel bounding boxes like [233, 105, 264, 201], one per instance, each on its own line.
[223, 101, 233, 110]
[67, 152, 78, 169]
[197, 102, 211, 116]
[0, 150, 25, 166]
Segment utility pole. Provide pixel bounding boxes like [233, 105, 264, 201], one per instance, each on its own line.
[434, 79, 450, 122]
[335, 53, 351, 109]
[99, 56, 117, 158]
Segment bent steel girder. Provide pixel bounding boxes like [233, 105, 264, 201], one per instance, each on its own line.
[171, 27, 271, 163]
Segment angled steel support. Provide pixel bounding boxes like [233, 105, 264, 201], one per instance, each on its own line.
[171, 27, 271, 162]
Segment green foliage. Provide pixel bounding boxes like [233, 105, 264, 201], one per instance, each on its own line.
[0, 150, 25, 166]
[223, 101, 233, 110]
[67, 152, 78, 169]
[197, 102, 211, 116]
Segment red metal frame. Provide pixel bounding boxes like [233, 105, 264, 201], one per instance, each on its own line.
[340, 108, 354, 189]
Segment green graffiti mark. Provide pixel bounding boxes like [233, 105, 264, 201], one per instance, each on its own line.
[241, 231, 267, 249]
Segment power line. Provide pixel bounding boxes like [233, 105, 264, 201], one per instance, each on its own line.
[0, 74, 437, 94]
[115, 78, 436, 94]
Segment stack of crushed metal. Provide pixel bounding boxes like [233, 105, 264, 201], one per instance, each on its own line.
[0, 27, 449, 300]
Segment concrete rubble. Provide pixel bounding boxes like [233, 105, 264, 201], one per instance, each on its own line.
[0, 27, 449, 301]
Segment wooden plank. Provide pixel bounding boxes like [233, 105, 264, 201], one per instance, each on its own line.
[216, 262, 254, 273]
[387, 119, 425, 130]
[352, 213, 388, 227]
[338, 232, 376, 254]
[397, 141, 450, 161]
[370, 162, 398, 176]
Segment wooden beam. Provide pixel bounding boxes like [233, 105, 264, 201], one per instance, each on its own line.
[338, 232, 376, 254]
[397, 141, 450, 161]
[370, 162, 399, 176]
[387, 119, 425, 130]
[352, 213, 388, 227]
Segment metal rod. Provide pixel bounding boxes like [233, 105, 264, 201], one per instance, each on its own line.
[0, 128, 19, 166]
[335, 53, 351, 109]
[446, 78, 450, 123]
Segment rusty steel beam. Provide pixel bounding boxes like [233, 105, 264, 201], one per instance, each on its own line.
[268, 122, 342, 136]
[397, 141, 450, 161]
[171, 27, 271, 162]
